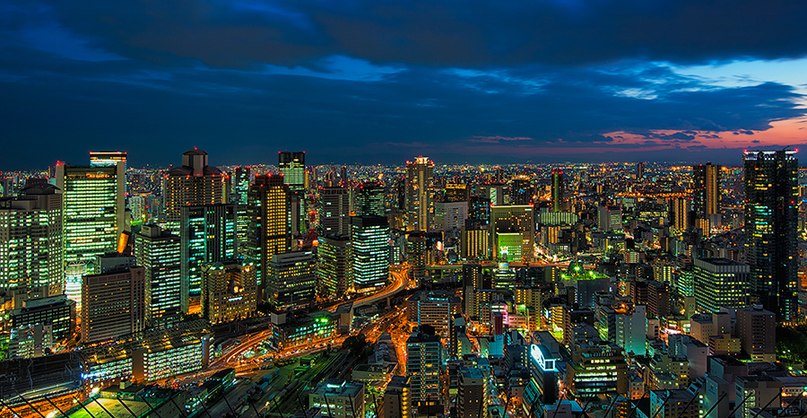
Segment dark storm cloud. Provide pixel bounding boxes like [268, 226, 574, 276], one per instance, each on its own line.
[1, 0, 807, 168]
[38, 0, 807, 68]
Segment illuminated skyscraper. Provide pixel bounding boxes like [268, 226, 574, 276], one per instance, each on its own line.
[56, 162, 124, 310]
[246, 174, 292, 298]
[317, 235, 351, 298]
[406, 327, 443, 413]
[232, 166, 251, 205]
[202, 261, 257, 324]
[267, 250, 316, 311]
[510, 175, 532, 206]
[693, 162, 720, 218]
[457, 367, 488, 418]
[135, 224, 181, 323]
[668, 197, 690, 232]
[351, 216, 390, 293]
[490, 205, 535, 262]
[319, 185, 350, 236]
[743, 150, 799, 321]
[0, 182, 63, 296]
[279, 151, 306, 233]
[354, 180, 386, 217]
[81, 253, 145, 343]
[162, 148, 228, 225]
[180, 204, 237, 315]
[405, 156, 434, 232]
[445, 183, 470, 203]
[89, 150, 126, 196]
[551, 169, 564, 212]
[693, 258, 750, 314]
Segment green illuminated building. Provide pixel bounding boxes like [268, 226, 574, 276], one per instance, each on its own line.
[693, 258, 750, 314]
[350, 216, 390, 293]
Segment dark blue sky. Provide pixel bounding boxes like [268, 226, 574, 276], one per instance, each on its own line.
[2, 0, 807, 169]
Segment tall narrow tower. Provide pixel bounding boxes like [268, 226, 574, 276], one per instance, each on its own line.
[405, 156, 434, 232]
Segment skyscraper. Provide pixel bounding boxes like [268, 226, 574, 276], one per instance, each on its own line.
[551, 168, 564, 212]
[405, 156, 434, 232]
[267, 250, 316, 311]
[693, 258, 750, 314]
[202, 261, 257, 324]
[743, 150, 798, 321]
[279, 151, 306, 234]
[406, 327, 443, 413]
[351, 216, 390, 293]
[354, 180, 386, 217]
[510, 175, 532, 206]
[180, 204, 237, 315]
[135, 224, 182, 323]
[162, 148, 228, 225]
[81, 253, 145, 343]
[56, 162, 124, 310]
[246, 174, 292, 297]
[319, 185, 350, 236]
[490, 205, 535, 262]
[317, 235, 352, 298]
[693, 162, 721, 228]
[457, 367, 488, 418]
[668, 197, 690, 232]
[0, 182, 63, 296]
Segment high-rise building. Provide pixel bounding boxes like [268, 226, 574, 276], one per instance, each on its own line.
[743, 150, 799, 320]
[267, 250, 317, 311]
[135, 224, 182, 323]
[444, 183, 470, 203]
[232, 166, 251, 254]
[490, 205, 535, 262]
[246, 174, 292, 298]
[201, 261, 257, 324]
[597, 205, 622, 232]
[81, 253, 145, 343]
[0, 182, 63, 296]
[319, 186, 351, 236]
[406, 327, 443, 411]
[736, 305, 776, 362]
[317, 235, 352, 298]
[637, 161, 645, 180]
[551, 169, 564, 212]
[668, 197, 690, 232]
[405, 156, 434, 232]
[457, 367, 488, 418]
[693, 258, 750, 314]
[351, 216, 390, 293]
[180, 204, 237, 315]
[89, 150, 127, 196]
[411, 291, 461, 338]
[162, 148, 228, 224]
[614, 305, 647, 356]
[11, 295, 75, 343]
[354, 180, 386, 217]
[232, 166, 251, 205]
[381, 375, 410, 418]
[510, 175, 532, 206]
[278, 151, 306, 234]
[693, 162, 720, 218]
[56, 162, 125, 310]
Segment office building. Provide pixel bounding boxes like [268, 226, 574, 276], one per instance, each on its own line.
[56, 162, 124, 310]
[381, 376, 410, 418]
[668, 197, 690, 232]
[162, 148, 228, 224]
[736, 305, 776, 362]
[444, 183, 470, 203]
[267, 250, 317, 311]
[11, 294, 75, 343]
[0, 182, 63, 295]
[693, 162, 720, 219]
[406, 328, 443, 410]
[458, 367, 488, 418]
[201, 261, 257, 324]
[81, 254, 146, 343]
[551, 168, 564, 212]
[231, 166, 251, 205]
[615, 305, 647, 356]
[278, 151, 306, 234]
[743, 150, 799, 320]
[180, 204, 237, 315]
[436, 200, 468, 231]
[597, 205, 622, 232]
[135, 224, 182, 323]
[490, 205, 535, 262]
[8, 323, 53, 359]
[355, 180, 386, 217]
[411, 291, 461, 338]
[351, 216, 390, 293]
[319, 185, 351, 236]
[246, 174, 292, 297]
[308, 380, 365, 418]
[566, 338, 627, 399]
[405, 156, 434, 232]
[317, 235, 352, 298]
[510, 175, 532, 206]
[524, 343, 560, 407]
[693, 258, 750, 314]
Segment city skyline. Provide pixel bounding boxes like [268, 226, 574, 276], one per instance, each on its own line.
[2, 1, 807, 169]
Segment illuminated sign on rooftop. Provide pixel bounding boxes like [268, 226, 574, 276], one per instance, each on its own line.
[530, 343, 558, 372]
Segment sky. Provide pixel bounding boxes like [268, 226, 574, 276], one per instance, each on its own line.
[2, 1, 807, 169]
